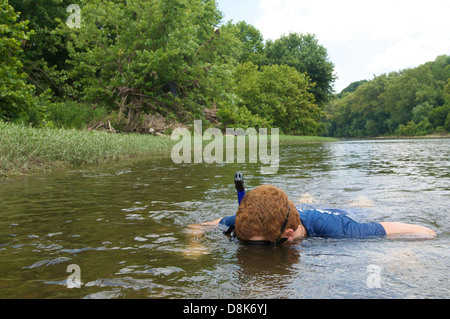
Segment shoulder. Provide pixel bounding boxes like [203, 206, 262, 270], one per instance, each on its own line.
[218, 215, 236, 231]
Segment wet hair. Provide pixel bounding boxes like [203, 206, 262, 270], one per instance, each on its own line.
[235, 185, 300, 242]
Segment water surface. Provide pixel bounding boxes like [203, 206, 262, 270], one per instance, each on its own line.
[0, 139, 449, 298]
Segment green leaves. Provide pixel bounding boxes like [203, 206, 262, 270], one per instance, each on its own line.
[265, 33, 336, 106]
[325, 55, 450, 137]
[62, 0, 223, 128]
[229, 62, 320, 135]
[0, 0, 37, 122]
[4, 0, 335, 136]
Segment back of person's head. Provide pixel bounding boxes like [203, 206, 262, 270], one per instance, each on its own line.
[235, 185, 300, 242]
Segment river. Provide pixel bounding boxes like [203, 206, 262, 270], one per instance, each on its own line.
[0, 138, 448, 299]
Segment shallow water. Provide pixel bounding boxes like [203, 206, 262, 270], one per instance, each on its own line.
[0, 139, 449, 299]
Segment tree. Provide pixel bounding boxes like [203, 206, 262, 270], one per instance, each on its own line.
[324, 74, 389, 137]
[429, 104, 450, 128]
[412, 102, 433, 124]
[229, 62, 320, 135]
[265, 33, 336, 106]
[381, 65, 442, 132]
[0, 0, 36, 122]
[336, 80, 368, 98]
[61, 0, 224, 131]
[8, 0, 76, 99]
[444, 78, 450, 108]
[324, 55, 450, 137]
[223, 21, 265, 65]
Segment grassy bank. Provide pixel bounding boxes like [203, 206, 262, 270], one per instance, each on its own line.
[0, 121, 177, 177]
[0, 121, 338, 178]
[278, 135, 338, 144]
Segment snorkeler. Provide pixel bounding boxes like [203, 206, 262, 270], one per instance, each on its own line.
[191, 176, 436, 245]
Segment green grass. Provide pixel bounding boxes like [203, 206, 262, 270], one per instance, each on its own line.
[278, 135, 338, 144]
[0, 121, 177, 177]
[0, 121, 338, 177]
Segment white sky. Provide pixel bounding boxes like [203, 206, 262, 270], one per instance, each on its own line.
[216, 0, 450, 92]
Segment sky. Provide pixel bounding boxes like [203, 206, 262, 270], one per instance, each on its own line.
[216, 0, 450, 93]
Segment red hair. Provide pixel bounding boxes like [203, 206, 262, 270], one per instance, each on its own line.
[235, 185, 300, 242]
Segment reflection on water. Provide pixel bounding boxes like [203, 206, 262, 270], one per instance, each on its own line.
[0, 139, 449, 298]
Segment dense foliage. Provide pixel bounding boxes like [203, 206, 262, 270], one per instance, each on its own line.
[2, 0, 448, 137]
[0, 0, 36, 122]
[1, 0, 333, 135]
[325, 55, 450, 137]
[264, 33, 336, 107]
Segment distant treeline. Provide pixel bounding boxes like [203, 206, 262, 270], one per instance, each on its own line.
[324, 55, 450, 137]
[1, 0, 334, 135]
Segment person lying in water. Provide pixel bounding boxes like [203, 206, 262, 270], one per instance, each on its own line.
[191, 185, 436, 245]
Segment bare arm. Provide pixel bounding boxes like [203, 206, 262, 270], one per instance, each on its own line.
[185, 218, 223, 238]
[197, 218, 222, 227]
[187, 218, 222, 233]
[379, 222, 437, 237]
[183, 218, 223, 259]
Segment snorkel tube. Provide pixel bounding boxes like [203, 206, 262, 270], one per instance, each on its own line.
[225, 172, 245, 237]
[234, 172, 245, 206]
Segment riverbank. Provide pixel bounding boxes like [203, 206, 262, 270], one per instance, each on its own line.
[277, 135, 338, 144]
[0, 121, 177, 178]
[373, 133, 449, 139]
[0, 121, 338, 178]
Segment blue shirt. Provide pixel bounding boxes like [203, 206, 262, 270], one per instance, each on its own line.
[219, 206, 386, 239]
